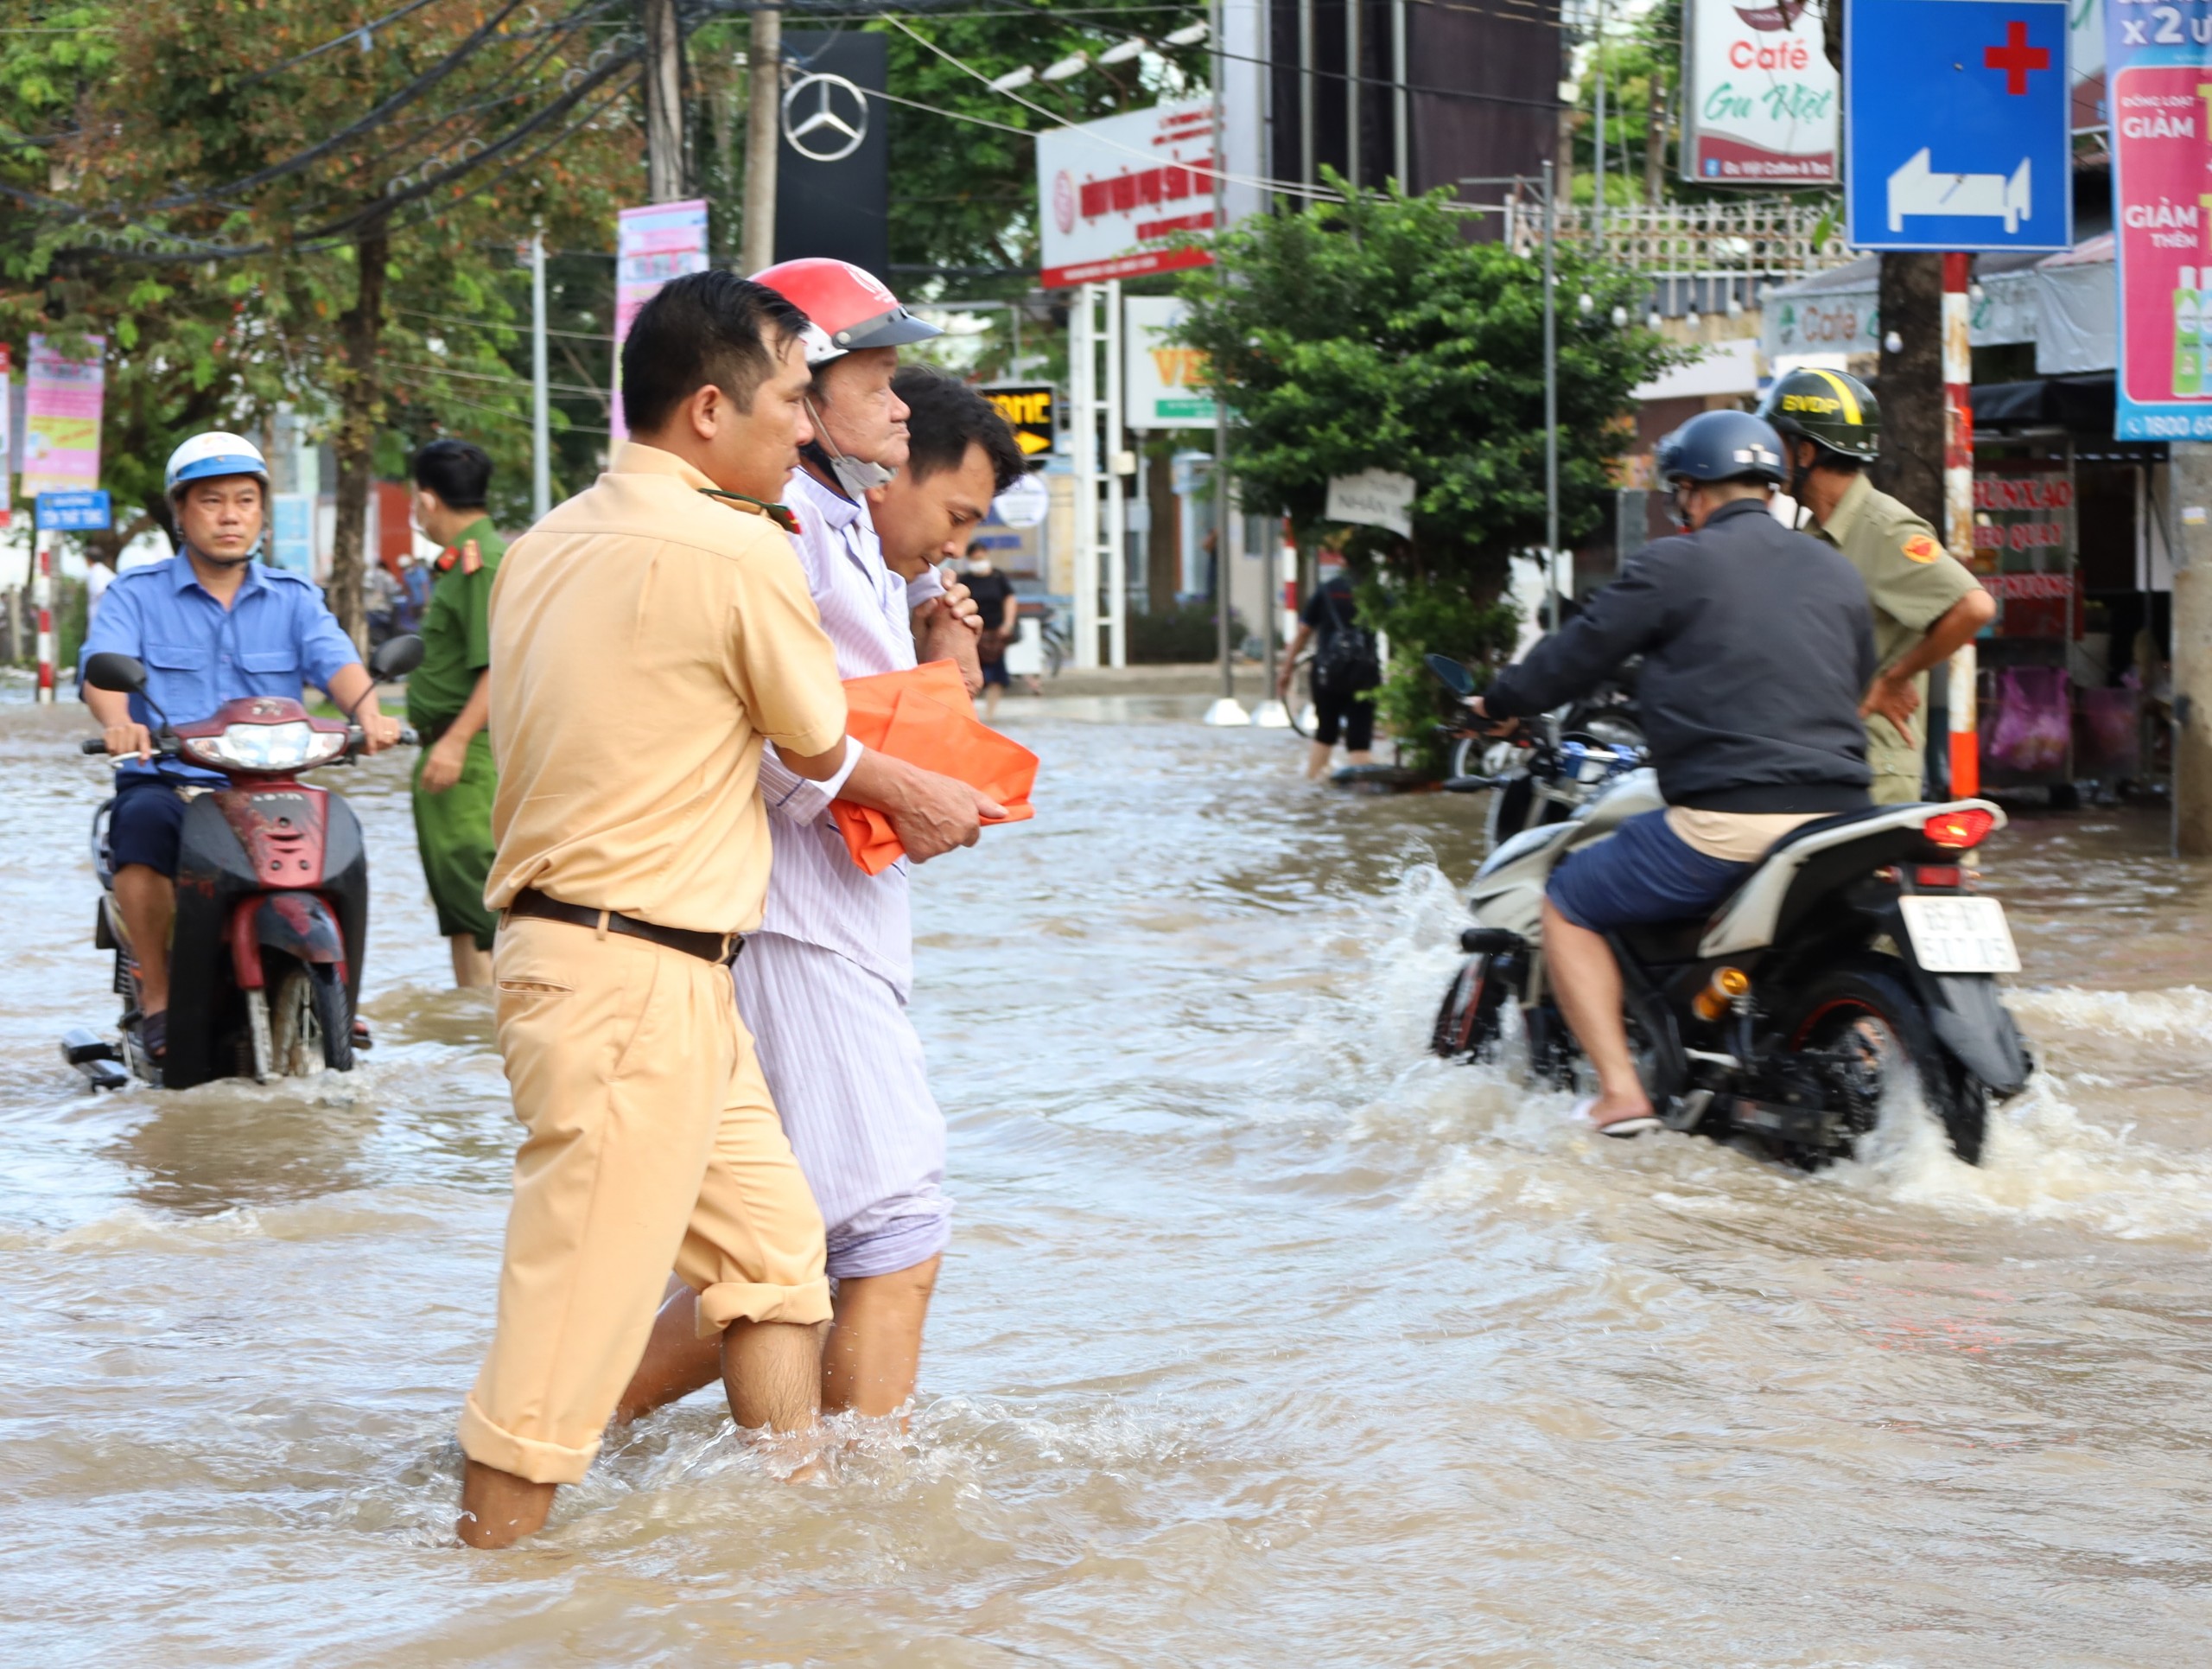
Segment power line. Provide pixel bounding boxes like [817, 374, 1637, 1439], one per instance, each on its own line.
[395, 305, 614, 343]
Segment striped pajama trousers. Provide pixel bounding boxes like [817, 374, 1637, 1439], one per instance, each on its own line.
[732, 930, 952, 1280]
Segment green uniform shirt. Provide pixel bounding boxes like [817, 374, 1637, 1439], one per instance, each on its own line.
[1809, 474, 1983, 763]
[406, 515, 505, 728]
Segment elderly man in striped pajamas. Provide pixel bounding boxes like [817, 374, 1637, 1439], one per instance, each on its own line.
[618, 264, 1028, 1423]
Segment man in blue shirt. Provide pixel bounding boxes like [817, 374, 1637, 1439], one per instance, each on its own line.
[79, 431, 401, 1063]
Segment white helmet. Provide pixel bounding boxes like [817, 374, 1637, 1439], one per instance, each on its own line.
[165, 431, 270, 498]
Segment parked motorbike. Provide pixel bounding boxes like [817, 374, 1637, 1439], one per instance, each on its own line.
[1425, 657, 2031, 1167]
[65, 638, 422, 1092]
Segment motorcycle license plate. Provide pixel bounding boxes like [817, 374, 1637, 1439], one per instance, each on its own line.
[1898, 895, 2020, 974]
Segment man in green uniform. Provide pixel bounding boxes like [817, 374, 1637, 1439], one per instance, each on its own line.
[1759, 368, 1996, 804]
[406, 439, 504, 987]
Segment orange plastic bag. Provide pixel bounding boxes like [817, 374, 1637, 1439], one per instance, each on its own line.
[830, 661, 1039, 875]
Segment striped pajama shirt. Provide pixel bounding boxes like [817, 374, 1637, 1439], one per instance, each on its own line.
[745, 467, 953, 1278]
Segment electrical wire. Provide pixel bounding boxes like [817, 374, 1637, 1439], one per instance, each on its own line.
[396, 305, 614, 342]
[384, 356, 607, 397]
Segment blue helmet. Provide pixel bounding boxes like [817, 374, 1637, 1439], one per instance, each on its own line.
[1654, 411, 1786, 487]
[164, 431, 270, 498]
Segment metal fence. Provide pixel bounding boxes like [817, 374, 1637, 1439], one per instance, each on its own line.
[1497, 196, 1856, 319]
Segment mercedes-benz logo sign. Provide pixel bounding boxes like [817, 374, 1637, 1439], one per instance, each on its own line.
[782, 73, 869, 164]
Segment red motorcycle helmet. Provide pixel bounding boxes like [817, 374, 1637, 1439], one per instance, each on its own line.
[750, 258, 941, 364]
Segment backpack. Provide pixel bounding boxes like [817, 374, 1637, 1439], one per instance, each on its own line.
[1313, 586, 1382, 692]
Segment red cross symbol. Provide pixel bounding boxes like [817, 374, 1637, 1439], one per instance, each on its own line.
[1984, 20, 2050, 95]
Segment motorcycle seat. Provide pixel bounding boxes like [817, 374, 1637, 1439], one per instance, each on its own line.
[1614, 916, 1712, 965]
[1754, 802, 1901, 861]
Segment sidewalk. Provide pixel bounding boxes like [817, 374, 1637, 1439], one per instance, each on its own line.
[1018, 663, 1277, 700]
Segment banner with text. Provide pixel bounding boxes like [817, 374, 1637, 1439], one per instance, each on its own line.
[1037, 101, 1255, 289]
[1122, 297, 1218, 429]
[22, 334, 104, 498]
[2108, 0, 2212, 437]
[612, 199, 709, 443]
[1681, 0, 1838, 185]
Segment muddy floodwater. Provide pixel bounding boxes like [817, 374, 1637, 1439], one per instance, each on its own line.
[5, 686, 2212, 1666]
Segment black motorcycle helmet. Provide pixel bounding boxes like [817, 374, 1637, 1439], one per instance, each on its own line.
[1756, 367, 1881, 464]
[1653, 410, 1787, 487]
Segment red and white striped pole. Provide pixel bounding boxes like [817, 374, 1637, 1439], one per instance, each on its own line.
[33, 512, 54, 705]
[1941, 252, 1978, 798]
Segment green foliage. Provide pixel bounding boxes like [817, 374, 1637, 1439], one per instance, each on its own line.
[1174, 178, 1680, 773]
[2, 0, 633, 551]
[1359, 581, 1519, 773]
[1128, 602, 1247, 666]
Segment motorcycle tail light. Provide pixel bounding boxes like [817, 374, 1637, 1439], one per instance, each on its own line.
[1922, 807, 1995, 850]
[1913, 865, 1963, 889]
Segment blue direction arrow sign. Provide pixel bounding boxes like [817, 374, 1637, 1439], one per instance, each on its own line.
[1845, 0, 2072, 252]
[35, 489, 111, 532]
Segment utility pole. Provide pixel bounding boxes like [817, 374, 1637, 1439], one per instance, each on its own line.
[1205, 0, 1247, 725]
[1542, 159, 1560, 634]
[641, 0, 686, 202]
[1941, 252, 1978, 799]
[1391, 0, 1408, 186]
[1298, 0, 1314, 190]
[530, 230, 550, 522]
[2173, 446, 2212, 853]
[1346, 0, 1363, 190]
[742, 3, 781, 270]
[1592, 0, 1607, 244]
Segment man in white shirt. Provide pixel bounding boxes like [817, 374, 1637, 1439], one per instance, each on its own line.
[618, 264, 1027, 1424]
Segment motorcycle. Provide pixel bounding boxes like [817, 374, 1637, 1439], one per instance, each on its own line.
[1425, 658, 2031, 1167]
[65, 638, 423, 1092]
[1435, 653, 1646, 848]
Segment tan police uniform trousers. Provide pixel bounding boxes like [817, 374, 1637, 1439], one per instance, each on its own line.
[457, 915, 831, 1485]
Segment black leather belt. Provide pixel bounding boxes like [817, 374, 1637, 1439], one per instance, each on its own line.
[507, 888, 742, 965]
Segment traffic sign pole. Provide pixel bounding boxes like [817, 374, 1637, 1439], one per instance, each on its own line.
[1942, 251, 1979, 799]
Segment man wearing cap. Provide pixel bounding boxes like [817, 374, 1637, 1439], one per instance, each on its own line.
[1760, 368, 1996, 805]
[616, 260, 1003, 1429]
[79, 431, 402, 1069]
[452, 269, 1001, 1548]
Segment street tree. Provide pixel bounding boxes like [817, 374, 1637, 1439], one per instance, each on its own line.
[3, 0, 639, 640]
[1173, 177, 1680, 764]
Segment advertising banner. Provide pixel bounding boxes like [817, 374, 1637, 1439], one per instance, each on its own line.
[270, 493, 316, 576]
[1680, 0, 1839, 185]
[0, 342, 11, 532]
[982, 385, 1057, 457]
[1122, 297, 1217, 429]
[2107, 0, 2212, 437]
[1037, 102, 1233, 289]
[612, 199, 709, 442]
[22, 334, 105, 498]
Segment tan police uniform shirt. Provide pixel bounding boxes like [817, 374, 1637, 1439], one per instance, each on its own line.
[1810, 473, 1984, 780]
[484, 441, 847, 934]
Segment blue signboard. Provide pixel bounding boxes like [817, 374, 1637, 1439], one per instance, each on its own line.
[270, 492, 315, 576]
[1845, 0, 2072, 252]
[35, 489, 111, 532]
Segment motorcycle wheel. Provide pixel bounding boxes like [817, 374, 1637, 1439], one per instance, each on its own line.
[267, 957, 355, 1075]
[1782, 958, 1986, 1164]
[1431, 955, 1510, 1061]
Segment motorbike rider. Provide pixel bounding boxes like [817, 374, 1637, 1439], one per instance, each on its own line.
[79, 432, 402, 1065]
[1465, 411, 1877, 1137]
[1758, 368, 1995, 804]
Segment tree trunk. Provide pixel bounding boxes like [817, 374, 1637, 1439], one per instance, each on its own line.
[641, 0, 686, 203]
[329, 223, 389, 653]
[1874, 251, 1945, 524]
[1643, 77, 1667, 206]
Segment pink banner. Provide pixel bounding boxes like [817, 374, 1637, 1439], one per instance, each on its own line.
[611, 200, 709, 443]
[22, 334, 104, 496]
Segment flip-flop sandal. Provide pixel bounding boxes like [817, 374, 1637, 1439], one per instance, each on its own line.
[139, 1010, 168, 1062]
[1596, 1114, 1663, 1138]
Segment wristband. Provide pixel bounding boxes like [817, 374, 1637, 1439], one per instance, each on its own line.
[818, 736, 864, 799]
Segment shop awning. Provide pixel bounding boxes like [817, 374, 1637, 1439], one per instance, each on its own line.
[1763, 237, 2115, 373]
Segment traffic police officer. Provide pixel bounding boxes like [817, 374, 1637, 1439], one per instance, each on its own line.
[1759, 368, 1996, 805]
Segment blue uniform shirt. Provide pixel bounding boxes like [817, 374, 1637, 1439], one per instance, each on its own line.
[79, 555, 363, 784]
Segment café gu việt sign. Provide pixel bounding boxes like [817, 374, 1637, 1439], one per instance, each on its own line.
[1681, 0, 1839, 184]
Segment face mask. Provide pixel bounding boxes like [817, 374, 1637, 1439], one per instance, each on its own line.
[806, 398, 895, 500]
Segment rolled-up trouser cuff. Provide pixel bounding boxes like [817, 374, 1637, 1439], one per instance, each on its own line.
[692, 1274, 834, 1338]
[458, 1390, 601, 1486]
[828, 1210, 952, 1281]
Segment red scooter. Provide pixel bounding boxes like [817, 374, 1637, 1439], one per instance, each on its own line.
[67, 640, 420, 1090]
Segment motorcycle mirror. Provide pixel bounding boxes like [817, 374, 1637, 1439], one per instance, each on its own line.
[84, 653, 148, 695]
[368, 634, 425, 681]
[1423, 653, 1476, 698]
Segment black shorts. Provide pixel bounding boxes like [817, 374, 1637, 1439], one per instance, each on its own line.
[110, 779, 188, 875]
[1313, 681, 1375, 751]
[981, 659, 1010, 688]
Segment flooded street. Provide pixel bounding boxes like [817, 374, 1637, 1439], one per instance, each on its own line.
[4, 687, 2212, 1666]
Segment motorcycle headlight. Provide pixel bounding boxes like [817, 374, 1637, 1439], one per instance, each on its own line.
[181, 721, 348, 773]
